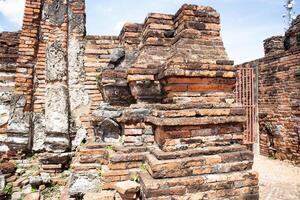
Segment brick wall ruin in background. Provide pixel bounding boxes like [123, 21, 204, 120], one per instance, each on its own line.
[238, 16, 300, 165]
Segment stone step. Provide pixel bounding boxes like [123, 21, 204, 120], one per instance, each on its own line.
[78, 144, 149, 164]
[109, 151, 147, 163]
[70, 162, 102, 171]
[149, 144, 248, 160]
[85, 143, 115, 149]
[139, 170, 258, 199]
[79, 155, 109, 164]
[110, 145, 148, 154]
[84, 143, 148, 153]
[83, 191, 116, 200]
[77, 148, 109, 164]
[0, 82, 15, 87]
[160, 134, 244, 152]
[145, 150, 253, 178]
[143, 188, 259, 200]
[0, 72, 15, 82]
[108, 161, 142, 171]
[78, 148, 108, 154]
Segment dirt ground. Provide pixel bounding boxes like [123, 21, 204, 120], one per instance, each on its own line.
[253, 155, 300, 200]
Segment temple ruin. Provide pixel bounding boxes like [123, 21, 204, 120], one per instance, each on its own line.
[0, 0, 299, 199]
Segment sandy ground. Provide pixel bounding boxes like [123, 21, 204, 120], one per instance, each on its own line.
[253, 155, 300, 200]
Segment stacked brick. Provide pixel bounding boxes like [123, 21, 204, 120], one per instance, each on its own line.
[84, 36, 119, 110]
[0, 32, 19, 150]
[284, 15, 300, 51]
[263, 36, 285, 57]
[15, 0, 42, 111]
[136, 5, 258, 199]
[1, 2, 261, 199]
[0, 32, 19, 66]
[2, 0, 43, 153]
[84, 36, 119, 140]
[128, 13, 174, 103]
[0, 32, 19, 93]
[160, 5, 234, 104]
[170, 5, 228, 64]
[119, 23, 143, 49]
[237, 15, 300, 165]
[68, 4, 258, 199]
[138, 103, 259, 199]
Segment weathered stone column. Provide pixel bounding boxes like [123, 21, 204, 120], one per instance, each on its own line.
[68, 0, 90, 149]
[44, 0, 70, 152]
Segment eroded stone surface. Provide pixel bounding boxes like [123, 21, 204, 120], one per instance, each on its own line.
[32, 113, 46, 152]
[94, 118, 121, 143]
[69, 173, 100, 198]
[43, 0, 67, 26]
[71, 127, 87, 149]
[45, 85, 68, 135]
[45, 41, 67, 82]
[0, 175, 5, 192]
[7, 95, 30, 134]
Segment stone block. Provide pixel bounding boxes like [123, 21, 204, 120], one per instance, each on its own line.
[69, 173, 100, 198]
[32, 113, 46, 152]
[45, 41, 67, 81]
[45, 85, 69, 135]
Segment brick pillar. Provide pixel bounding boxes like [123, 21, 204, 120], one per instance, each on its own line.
[5, 0, 43, 153]
[15, 0, 43, 110]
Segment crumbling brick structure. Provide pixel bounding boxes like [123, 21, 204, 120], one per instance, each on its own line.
[0, 1, 259, 199]
[238, 16, 300, 165]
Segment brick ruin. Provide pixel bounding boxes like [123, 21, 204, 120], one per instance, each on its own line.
[0, 1, 269, 199]
[238, 15, 300, 166]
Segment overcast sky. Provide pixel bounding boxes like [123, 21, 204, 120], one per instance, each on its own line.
[0, 0, 299, 64]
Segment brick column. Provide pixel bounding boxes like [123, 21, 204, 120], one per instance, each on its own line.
[5, 0, 43, 153]
[15, 0, 43, 110]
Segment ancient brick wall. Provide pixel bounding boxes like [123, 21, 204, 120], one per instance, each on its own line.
[0, 2, 259, 199]
[0, 32, 19, 94]
[0, 32, 20, 65]
[84, 35, 119, 141]
[73, 4, 258, 199]
[0, 32, 20, 152]
[237, 16, 300, 165]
